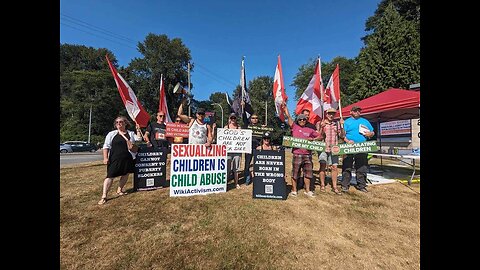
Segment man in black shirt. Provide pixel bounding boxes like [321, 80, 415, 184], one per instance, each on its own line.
[242, 112, 262, 185]
[144, 111, 170, 149]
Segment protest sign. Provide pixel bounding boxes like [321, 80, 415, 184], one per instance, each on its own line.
[331, 141, 378, 155]
[216, 128, 252, 153]
[249, 125, 274, 137]
[134, 147, 167, 191]
[166, 122, 189, 138]
[282, 136, 325, 151]
[170, 144, 227, 197]
[252, 149, 286, 200]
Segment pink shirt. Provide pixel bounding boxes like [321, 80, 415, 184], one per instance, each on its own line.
[291, 123, 319, 155]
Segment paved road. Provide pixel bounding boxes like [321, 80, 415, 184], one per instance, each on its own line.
[60, 151, 104, 167]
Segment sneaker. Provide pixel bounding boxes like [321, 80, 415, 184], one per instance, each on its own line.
[290, 191, 297, 197]
[304, 191, 316, 197]
[358, 188, 368, 193]
[341, 187, 349, 193]
[236, 184, 241, 189]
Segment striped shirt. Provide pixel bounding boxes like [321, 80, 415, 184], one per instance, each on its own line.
[322, 122, 340, 152]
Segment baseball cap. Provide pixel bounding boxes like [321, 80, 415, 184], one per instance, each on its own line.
[297, 114, 307, 120]
[229, 113, 237, 118]
[263, 132, 271, 138]
[326, 108, 337, 113]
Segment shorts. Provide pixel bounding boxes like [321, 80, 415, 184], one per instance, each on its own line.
[291, 154, 313, 180]
[227, 153, 241, 172]
[318, 151, 339, 166]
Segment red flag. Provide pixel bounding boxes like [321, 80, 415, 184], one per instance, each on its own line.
[295, 58, 324, 124]
[273, 55, 288, 121]
[323, 64, 341, 111]
[158, 74, 173, 123]
[106, 55, 150, 127]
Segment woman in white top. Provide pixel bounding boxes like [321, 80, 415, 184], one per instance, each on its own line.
[98, 116, 142, 205]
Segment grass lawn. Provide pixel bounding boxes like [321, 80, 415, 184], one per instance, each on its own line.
[60, 151, 420, 269]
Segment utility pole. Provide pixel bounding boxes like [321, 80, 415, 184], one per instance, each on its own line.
[88, 104, 92, 143]
[188, 62, 191, 117]
[265, 100, 268, 125]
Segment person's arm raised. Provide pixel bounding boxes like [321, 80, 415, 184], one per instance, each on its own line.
[177, 98, 190, 123]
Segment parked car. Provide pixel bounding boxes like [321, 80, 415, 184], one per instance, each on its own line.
[63, 141, 98, 152]
[60, 143, 73, 153]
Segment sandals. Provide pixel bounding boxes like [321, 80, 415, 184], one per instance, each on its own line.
[332, 189, 342, 195]
[320, 186, 326, 192]
[116, 190, 127, 196]
[97, 197, 107, 205]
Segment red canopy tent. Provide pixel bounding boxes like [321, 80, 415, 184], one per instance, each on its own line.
[337, 88, 420, 122]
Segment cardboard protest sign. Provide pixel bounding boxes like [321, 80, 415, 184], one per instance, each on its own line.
[216, 128, 252, 153]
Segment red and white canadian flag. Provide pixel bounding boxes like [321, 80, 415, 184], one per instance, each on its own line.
[295, 57, 324, 124]
[158, 74, 173, 123]
[106, 55, 150, 127]
[273, 55, 288, 121]
[323, 64, 341, 111]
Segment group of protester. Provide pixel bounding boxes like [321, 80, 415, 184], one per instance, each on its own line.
[97, 95, 375, 204]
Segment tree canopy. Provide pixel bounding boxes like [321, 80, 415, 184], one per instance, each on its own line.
[127, 33, 192, 120]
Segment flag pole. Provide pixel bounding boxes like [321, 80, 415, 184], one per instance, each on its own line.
[336, 64, 344, 128]
[241, 56, 244, 115]
[318, 56, 324, 120]
[265, 100, 267, 125]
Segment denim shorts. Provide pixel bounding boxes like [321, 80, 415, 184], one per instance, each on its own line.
[318, 151, 339, 166]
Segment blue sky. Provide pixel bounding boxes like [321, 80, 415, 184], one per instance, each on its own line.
[60, 0, 381, 113]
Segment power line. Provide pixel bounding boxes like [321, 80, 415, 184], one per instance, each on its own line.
[195, 63, 238, 89]
[61, 13, 239, 90]
[61, 22, 137, 50]
[61, 13, 137, 43]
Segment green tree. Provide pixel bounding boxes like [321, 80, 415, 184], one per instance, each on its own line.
[60, 44, 115, 74]
[351, 3, 420, 99]
[127, 33, 192, 119]
[60, 44, 125, 143]
[365, 0, 420, 33]
[244, 76, 288, 145]
[209, 92, 230, 127]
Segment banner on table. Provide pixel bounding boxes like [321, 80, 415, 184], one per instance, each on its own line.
[282, 136, 325, 151]
[216, 128, 252, 153]
[331, 141, 378, 155]
[249, 126, 274, 137]
[380, 120, 411, 136]
[252, 149, 286, 200]
[170, 144, 227, 197]
[166, 122, 189, 138]
[134, 147, 167, 191]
